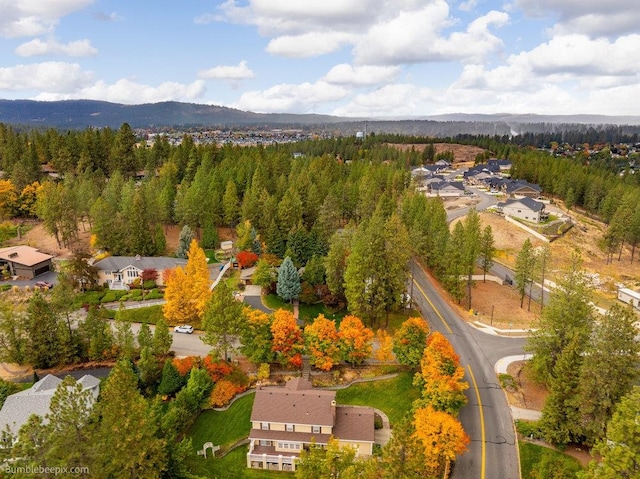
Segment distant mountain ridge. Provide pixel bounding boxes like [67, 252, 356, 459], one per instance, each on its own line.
[1, 99, 640, 134]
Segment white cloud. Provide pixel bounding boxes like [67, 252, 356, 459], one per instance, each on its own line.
[232, 81, 349, 113]
[34, 78, 207, 104]
[16, 38, 97, 57]
[266, 31, 356, 58]
[515, 0, 638, 37]
[199, 61, 255, 81]
[353, 6, 507, 65]
[0, 61, 93, 92]
[322, 64, 400, 86]
[333, 83, 435, 117]
[0, 0, 93, 38]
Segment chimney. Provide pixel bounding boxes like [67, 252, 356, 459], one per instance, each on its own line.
[135, 254, 141, 261]
[331, 399, 336, 423]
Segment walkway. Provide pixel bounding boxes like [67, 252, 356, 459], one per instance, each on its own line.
[495, 354, 542, 420]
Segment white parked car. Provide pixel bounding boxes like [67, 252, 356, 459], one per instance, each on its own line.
[174, 325, 194, 334]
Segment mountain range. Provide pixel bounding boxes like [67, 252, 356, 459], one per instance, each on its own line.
[1, 99, 640, 136]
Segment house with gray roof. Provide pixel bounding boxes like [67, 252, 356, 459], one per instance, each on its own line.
[0, 374, 100, 436]
[93, 255, 187, 290]
[429, 180, 466, 197]
[246, 377, 375, 472]
[498, 197, 547, 223]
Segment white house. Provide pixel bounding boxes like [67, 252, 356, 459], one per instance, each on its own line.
[618, 288, 640, 310]
[93, 255, 187, 290]
[499, 197, 547, 223]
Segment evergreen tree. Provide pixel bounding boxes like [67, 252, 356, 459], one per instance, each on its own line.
[92, 360, 168, 478]
[202, 282, 244, 361]
[514, 238, 536, 308]
[581, 386, 640, 479]
[175, 225, 194, 259]
[157, 359, 184, 396]
[276, 256, 301, 302]
[526, 252, 595, 385]
[152, 318, 173, 357]
[113, 307, 135, 360]
[137, 346, 161, 393]
[137, 322, 153, 352]
[25, 292, 62, 369]
[79, 306, 114, 361]
[479, 225, 495, 282]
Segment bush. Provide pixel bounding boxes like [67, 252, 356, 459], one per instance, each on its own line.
[143, 280, 156, 289]
[145, 289, 164, 300]
[100, 291, 117, 303]
[209, 380, 238, 408]
[516, 419, 544, 440]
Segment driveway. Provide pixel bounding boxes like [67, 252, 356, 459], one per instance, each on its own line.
[242, 285, 272, 313]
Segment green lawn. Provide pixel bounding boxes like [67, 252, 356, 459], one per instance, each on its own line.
[519, 441, 584, 478]
[261, 293, 418, 330]
[335, 370, 419, 424]
[189, 393, 255, 451]
[186, 445, 290, 479]
[185, 372, 419, 476]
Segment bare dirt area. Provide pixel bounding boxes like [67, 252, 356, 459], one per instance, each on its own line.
[388, 142, 487, 167]
[8, 222, 235, 261]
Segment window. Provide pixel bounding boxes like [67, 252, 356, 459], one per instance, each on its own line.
[286, 424, 294, 432]
[260, 440, 271, 446]
[261, 422, 269, 430]
[312, 425, 320, 434]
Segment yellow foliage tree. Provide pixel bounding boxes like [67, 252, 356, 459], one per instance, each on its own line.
[413, 405, 470, 476]
[0, 179, 17, 220]
[373, 329, 394, 363]
[18, 181, 41, 218]
[162, 240, 211, 326]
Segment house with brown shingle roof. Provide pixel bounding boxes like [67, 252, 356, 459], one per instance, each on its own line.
[246, 377, 375, 472]
[0, 245, 53, 279]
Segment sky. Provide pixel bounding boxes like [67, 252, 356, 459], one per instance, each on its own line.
[0, 0, 639, 118]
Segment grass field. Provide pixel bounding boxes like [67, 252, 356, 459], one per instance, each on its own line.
[519, 441, 584, 478]
[335, 370, 419, 424]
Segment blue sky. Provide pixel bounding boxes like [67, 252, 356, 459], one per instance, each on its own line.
[1, 0, 639, 117]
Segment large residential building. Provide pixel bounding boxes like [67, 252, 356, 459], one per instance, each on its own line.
[246, 378, 375, 472]
[93, 255, 187, 290]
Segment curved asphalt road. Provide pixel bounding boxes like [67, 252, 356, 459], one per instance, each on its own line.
[411, 259, 525, 479]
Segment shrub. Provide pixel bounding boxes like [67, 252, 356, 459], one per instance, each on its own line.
[101, 291, 117, 303]
[209, 379, 237, 408]
[173, 356, 200, 376]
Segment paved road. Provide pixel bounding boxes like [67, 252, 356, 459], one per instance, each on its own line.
[411, 259, 524, 479]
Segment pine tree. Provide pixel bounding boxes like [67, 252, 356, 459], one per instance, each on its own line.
[202, 282, 244, 361]
[152, 318, 173, 357]
[276, 256, 301, 302]
[157, 359, 184, 396]
[175, 225, 194, 258]
[479, 225, 495, 282]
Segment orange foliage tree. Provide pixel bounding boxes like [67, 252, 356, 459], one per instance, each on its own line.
[162, 239, 211, 326]
[413, 405, 470, 476]
[304, 314, 340, 371]
[415, 331, 468, 414]
[172, 356, 200, 376]
[209, 379, 238, 408]
[338, 315, 374, 366]
[373, 329, 394, 363]
[271, 309, 304, 368]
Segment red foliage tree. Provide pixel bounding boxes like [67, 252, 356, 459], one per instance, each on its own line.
[237, 250, 259, 269]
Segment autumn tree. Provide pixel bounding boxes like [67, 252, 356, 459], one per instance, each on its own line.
[295, 438, 362, 479]
[202, 281, 244, 361]
[163, 239, 211, 326]
[413, 405, 470, 477]
[373, 329, 394, 363]
[339, 315, 374, 366]
[304, 314, 341, 371]
[414, 332, 468, 415]
[393, 317, 430, 369]
[237, 250, 259, 269]
[270, 309, 304, 368]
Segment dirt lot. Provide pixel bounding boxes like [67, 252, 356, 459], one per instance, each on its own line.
[389, 142, 486, 167]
